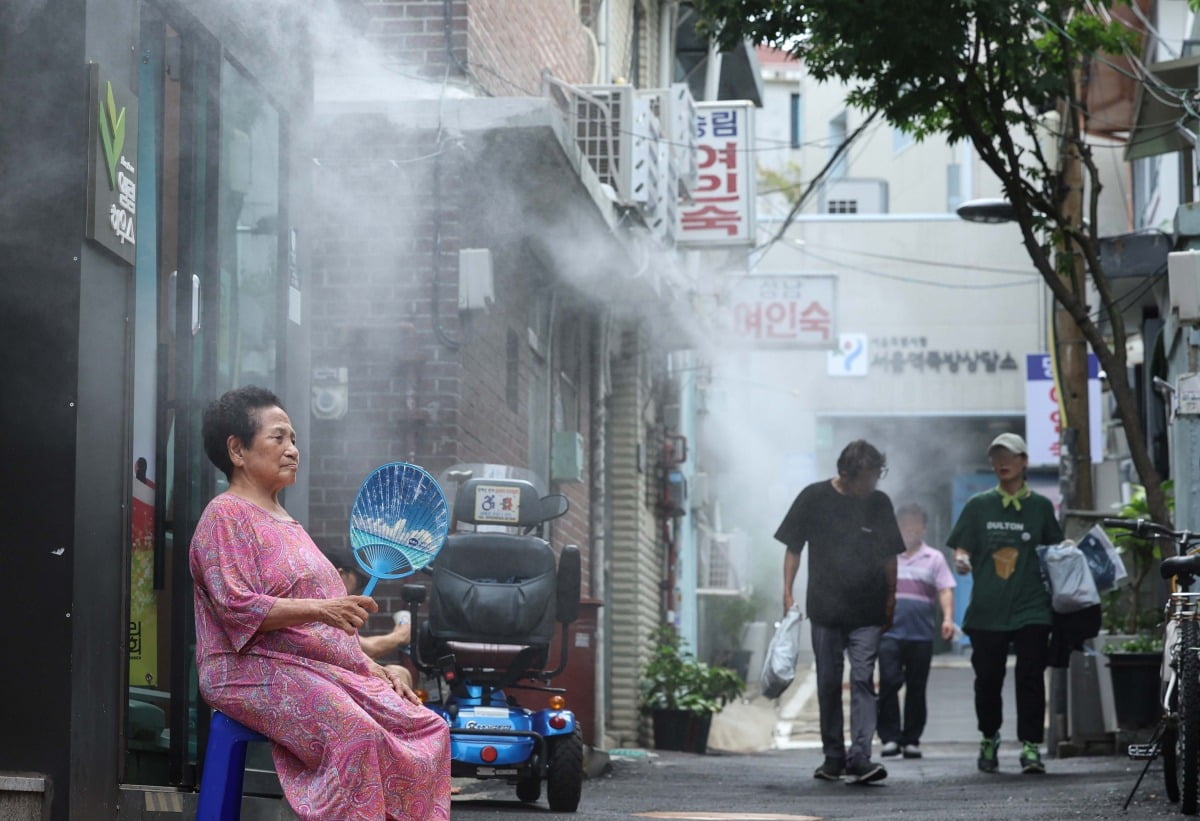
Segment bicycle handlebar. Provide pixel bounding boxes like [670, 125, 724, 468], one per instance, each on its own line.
[1101, 517, 1200, 545]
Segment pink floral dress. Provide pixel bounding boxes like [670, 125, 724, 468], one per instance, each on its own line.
[190, 493, 450, 820]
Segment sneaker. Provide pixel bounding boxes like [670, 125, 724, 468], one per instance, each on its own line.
[813, 759, 845, 781]
[880, 741, 901, 758]
[978, 734, 1000, 773]
[844, 759, 888, 784]
[902, 744, 922, 759]
[1019, 741, 1045, 774]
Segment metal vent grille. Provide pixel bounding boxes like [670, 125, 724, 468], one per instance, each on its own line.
[573, 86, 632, 198]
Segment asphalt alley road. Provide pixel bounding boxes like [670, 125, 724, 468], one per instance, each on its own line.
[451, 742, 1182, 820]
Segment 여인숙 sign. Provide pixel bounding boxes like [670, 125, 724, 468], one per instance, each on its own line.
[678, 101, 756, 247]
[728, 274, 837, 348]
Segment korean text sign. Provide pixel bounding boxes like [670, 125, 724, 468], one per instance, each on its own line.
[86, 62, 138, 265]
[678, 101, 756, 247]
[1024, 353, 1102, 467]
[729, 275, 837, 348]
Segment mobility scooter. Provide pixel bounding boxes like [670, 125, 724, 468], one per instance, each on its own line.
[402, 476, 584, 812]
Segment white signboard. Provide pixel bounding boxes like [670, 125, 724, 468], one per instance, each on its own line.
[828, 333, 869, 376]
[678, 101, 756, 247]
[728, 274, 836, 348]
[1024, 353, 1102, 467]
[473, 484, 521, 523]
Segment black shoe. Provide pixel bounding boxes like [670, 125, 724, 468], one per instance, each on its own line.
[880, 741, 901, 757]
[813, 759, 845, 781]
[902, 744, 922, 759]
[844, 760, 887, 784]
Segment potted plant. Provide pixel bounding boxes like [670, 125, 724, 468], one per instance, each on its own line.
[1102, 484, 1174, 732]
[640, 625, 744, 753]
[1102, 635, 1165, 731]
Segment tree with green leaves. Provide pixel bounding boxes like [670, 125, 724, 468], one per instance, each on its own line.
[693, 0, 1174, 524]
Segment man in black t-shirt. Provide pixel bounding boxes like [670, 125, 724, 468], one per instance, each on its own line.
[775, 440, 905, 785]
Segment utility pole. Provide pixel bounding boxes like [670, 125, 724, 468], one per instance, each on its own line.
[1056, 94, 1094, 513]
[1045, 89, 1095, 761]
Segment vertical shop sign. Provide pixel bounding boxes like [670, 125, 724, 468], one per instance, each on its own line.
[86, 63, 138, 265]
[1025, 353, 1103, 467]
[678, 101, 756, 247]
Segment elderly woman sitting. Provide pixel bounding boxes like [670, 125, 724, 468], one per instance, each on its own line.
[189, 385, 450, 820]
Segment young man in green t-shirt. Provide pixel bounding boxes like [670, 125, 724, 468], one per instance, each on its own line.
[948, 433, 1062, 775]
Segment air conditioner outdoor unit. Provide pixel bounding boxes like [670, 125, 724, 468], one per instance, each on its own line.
[643, 133, 677, 244]
[640, 86, 695, 245]
[630, 95, 663, 211]
[645, 83, 699, 196]
[574, 85, 660, 206]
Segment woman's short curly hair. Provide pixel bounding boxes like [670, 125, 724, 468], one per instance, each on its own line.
[202, 386, 284, 481]
[836, 439, 886, 480]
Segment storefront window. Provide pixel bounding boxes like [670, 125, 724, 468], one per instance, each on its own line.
[125, 15, 287, 790]
[217, 59, 281, 393]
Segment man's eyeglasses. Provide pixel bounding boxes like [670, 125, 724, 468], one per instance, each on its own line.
[877, 467, 889, 479]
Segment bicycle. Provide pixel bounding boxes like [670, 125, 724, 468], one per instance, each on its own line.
[1106, 518, 1200, 815]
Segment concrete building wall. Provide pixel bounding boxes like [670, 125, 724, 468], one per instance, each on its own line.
[755, 48, 1012, 218]
[754, 217, 1044, 413]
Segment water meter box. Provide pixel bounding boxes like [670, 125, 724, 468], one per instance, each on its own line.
[552, 431, 585, 483]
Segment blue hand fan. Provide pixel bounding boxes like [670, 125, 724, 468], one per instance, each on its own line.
[349, 462, 450, 596]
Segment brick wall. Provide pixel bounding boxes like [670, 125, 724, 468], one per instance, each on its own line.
[305, 117, 459, 626]
[361, 0, 593, 93]
[467, 0, 594, 93]
[363, 0, 469, 77]
[308, 111, 599, 618]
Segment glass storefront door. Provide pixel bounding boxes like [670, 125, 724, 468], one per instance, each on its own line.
[125, 2, 285, 788]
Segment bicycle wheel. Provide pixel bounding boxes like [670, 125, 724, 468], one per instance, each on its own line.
[1179, 620, 1200, 814]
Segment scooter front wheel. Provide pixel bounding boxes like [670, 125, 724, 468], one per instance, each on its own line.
[546, 726, 583, 813]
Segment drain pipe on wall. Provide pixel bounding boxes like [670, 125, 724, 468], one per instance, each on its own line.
[597, 0, 611, 85]
[659, 1, 677, 90]
[590, 308, 614, 748]
[703, 36, 722, 101]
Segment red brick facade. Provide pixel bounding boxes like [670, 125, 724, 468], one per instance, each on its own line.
[307, 119, 600, 621]
[363, 0, 594, 92]
[466, 0, 595, 93]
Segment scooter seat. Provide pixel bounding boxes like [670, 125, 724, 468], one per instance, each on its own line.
[444, 640, 548, 670]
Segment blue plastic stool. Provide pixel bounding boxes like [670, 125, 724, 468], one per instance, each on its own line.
[196, 711, 269, 821]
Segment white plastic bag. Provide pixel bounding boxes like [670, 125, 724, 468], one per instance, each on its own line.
[1076, 524, 1128, 592]
[760, 606, 804, 698]
[1037, 541, 1101, 613]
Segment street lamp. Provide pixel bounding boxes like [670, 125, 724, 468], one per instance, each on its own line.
[955, 198, 1017, 224]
